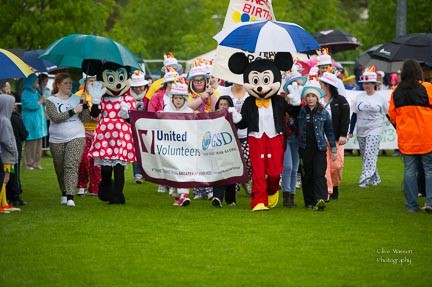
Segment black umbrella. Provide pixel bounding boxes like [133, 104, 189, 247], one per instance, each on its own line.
[313, 29, 361, 53]
[356, 44, 403, 73]
[371, 33, 432, 62]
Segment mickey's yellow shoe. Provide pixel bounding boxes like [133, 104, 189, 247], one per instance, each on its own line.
[268, 191, 279, 208]
[252, 203, 269, 212]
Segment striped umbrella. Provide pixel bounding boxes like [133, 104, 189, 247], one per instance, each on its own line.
[213, 20, 319, 53]
[0, 48, 34, 80]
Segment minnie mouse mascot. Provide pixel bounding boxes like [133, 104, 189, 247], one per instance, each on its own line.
[85, 60, 136, 204]
[229, 52, 301, 211]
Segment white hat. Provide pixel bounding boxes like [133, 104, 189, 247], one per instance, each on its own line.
[79, 72, 96, 85]
[163, 70, 179, 84]
[301, 80, 325, 99]
[131, 70, 149, 87]
[359, 71, 378, 83]
[187, 66, 209, 81]
[169, 82, 189, 97]
[319, 72, 339, 88]
[317, 54, 332, 66]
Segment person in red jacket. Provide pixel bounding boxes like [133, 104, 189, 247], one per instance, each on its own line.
[388, 59, 432, 213]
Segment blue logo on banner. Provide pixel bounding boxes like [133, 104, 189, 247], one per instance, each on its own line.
[202, 131, 233, 151]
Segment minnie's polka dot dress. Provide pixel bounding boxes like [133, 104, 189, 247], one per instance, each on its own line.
[89, 92, 136, 165]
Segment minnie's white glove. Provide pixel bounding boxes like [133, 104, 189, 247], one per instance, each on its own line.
[228, 107, 242, 124]
[88, 81, 107, 105]
[287, 82, 303, 106]
[119, 102, 130, 119]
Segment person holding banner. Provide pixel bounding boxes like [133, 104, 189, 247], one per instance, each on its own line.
[163, 80, 193, 207]
[187, 64, 220, 200]
[318, 72, 350, 200]
[348, 67, 388, 188]
[148, 68, 179, 194]
[130, 70, 149, 184]
[211, 95, 242, 207]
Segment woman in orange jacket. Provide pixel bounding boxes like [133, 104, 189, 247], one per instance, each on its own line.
[388, 59, 432, 213]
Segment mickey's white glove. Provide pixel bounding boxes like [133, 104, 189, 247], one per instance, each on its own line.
[88, 81, 107, 105]
[287, 82, 303, 106]
[228, 107, 242, 124]
[119, 102, 130, 119]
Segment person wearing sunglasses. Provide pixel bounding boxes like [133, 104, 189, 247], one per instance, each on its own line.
[186, 65, 220, 200]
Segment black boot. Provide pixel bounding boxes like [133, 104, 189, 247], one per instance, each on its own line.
[109, 164, 126, 204]
[289, 193, 297, 207]
[99, 166, 113, 202]
[283, 192, 290, 207]
[331, 186, 339, 200]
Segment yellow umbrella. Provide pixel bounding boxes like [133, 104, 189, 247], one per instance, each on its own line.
[0, 48, 34, 80]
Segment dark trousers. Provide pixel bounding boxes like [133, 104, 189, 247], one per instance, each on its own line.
[299, 144, 328, 206]
[6, 161, 22, 201]
[418, 160, 426, 196]
[0, 157, 4, 186]
[213, 184, 236, 204]
[99, 164, 125, 203]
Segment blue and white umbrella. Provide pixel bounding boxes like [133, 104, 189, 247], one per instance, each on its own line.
[213, 20, 320, 53]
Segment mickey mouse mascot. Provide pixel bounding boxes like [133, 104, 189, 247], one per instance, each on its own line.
[84, 60, 136, 204]
[229, 52, 300, 211]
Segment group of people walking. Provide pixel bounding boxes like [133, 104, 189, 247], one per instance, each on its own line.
[1, 52, 431, 214]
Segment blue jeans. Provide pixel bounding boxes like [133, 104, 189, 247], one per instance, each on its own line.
[281, 135, 299, 193]
[402, 152, 432, 210]
[132, 162, 142, 177]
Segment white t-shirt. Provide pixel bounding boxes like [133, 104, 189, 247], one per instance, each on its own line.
[219, 86, 249, 139]
[352, 92, 389, 137]
[47, 94, 85, 143]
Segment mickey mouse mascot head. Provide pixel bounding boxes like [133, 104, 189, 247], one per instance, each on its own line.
[229, 52, 300, 211]
[84, 60, 137, 204]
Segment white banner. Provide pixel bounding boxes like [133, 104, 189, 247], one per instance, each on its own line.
[222, 0, 275, 28]
[344, 89, 398, 150]
[130, 110, 248, 187]
[213, 0, 276, 84]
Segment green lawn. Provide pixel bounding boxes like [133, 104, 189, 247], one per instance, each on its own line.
[1, 155, 430, 287]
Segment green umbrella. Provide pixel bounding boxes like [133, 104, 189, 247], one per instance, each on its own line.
[39, 34, 141, 71]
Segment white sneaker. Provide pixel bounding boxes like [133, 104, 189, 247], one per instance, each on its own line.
[77, 188, 86, 196]
[157, 185, 167, 193]
[60, 196, 67, 205]
[134, 174, 144, 184]
[67, 199, 76, 207]
[168, 187, 176, 196]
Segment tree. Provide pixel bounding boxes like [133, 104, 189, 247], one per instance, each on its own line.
[0, 0, 116, 50]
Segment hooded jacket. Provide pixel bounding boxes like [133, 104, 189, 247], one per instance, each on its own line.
[21, 74, 47, 140]
[388, 81, 432, 154]
[0, 94, 18, 165]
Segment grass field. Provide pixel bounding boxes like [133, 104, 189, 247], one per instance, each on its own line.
[0, 155, 431, 287]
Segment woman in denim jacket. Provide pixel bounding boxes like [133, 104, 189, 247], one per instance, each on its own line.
[297, 81, 337, 211]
